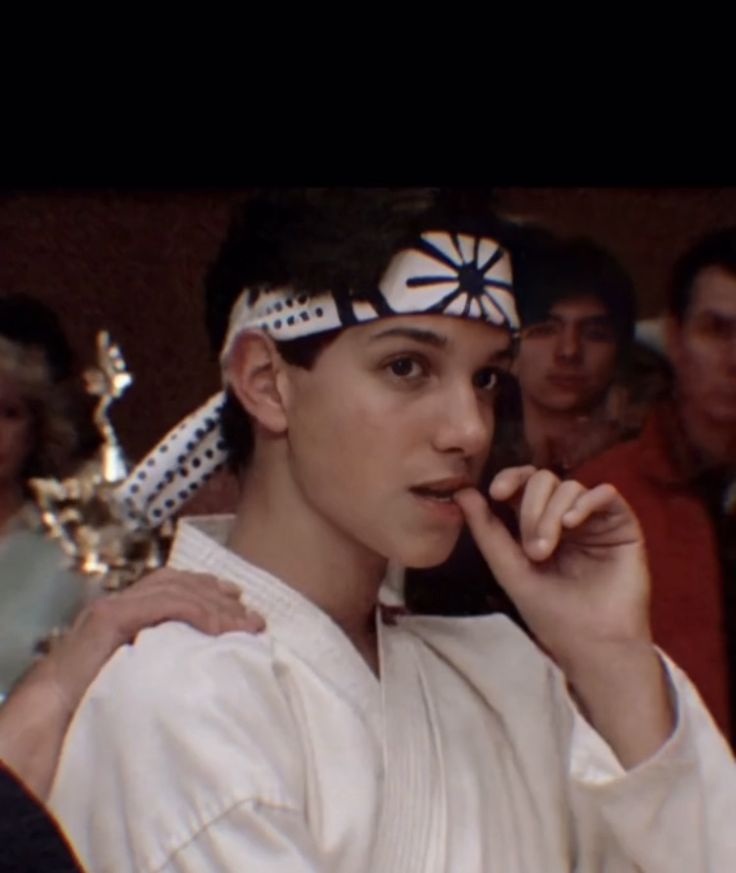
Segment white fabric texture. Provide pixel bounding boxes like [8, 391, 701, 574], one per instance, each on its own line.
[49, 516, 736, 873]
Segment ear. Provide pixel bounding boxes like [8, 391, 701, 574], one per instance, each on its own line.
[225, 331, 290, 434]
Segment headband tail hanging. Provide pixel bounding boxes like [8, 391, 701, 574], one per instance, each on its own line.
[114, 392, 228, 528]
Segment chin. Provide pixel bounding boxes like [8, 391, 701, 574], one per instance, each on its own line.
[536, 391, 587, 413]
[554, 396, 601, 416]
[395, 535, 460, 570]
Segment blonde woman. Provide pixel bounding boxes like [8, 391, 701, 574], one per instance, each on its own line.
[0, 293, 86, 702]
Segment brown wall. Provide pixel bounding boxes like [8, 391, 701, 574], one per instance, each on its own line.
[1, 187, 735, 462]
[498, 187, 736, 317]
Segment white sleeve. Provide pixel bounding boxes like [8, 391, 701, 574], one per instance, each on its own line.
[567, 654, 736, 872]
[49, 623, 323, 873]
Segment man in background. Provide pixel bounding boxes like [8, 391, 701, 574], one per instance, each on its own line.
[577, 227, 736, 742]
[509, 233, 638, 472]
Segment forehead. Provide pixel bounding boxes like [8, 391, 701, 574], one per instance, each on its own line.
[546, 294, 612, 320]
[343, 314, 514, 357]
[688, 265, 736, 319]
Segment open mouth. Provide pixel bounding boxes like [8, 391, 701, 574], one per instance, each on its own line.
[410, 485, 459, 503]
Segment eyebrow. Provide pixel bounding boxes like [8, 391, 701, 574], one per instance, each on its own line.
[542, 313, 614, 324]
[524, 314, 614, 332]
[490, 345, 515, 363]
[368, 325, 514, 363]
[368, 327, 448, 348]
[694, 309, 736, 322]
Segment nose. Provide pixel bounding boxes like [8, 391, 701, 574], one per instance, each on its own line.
[431, 383, 493, 460]
[555, 323, 582, 362]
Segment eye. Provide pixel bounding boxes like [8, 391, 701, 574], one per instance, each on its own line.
[696, 314, 736, 340]
[473, 367, 499, 392]
[386, 356, 426, 380]
[581, 323, 616, 342]
[523, 321, 558, 339]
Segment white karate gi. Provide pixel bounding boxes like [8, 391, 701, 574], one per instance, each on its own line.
[49, 516, 736, 873]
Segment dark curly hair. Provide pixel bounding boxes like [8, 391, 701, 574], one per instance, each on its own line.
[668, 226, 736, 322]
[0, 293, 74, 382]
[512, 231, 637, 355]
[0, 293, 79, 480]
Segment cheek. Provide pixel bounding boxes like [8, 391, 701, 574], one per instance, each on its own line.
[517, 342, 550, 380]
[289, 383, 392, 495]
[0, 417, 33, 470]
[678, 341, 732, 406]
[678, 340, 717, 383]
[583, 344, 617, 379]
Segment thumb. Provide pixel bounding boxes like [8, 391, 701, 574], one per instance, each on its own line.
[454, 489, 528, 590]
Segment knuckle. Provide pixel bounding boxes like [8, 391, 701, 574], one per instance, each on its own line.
[535, 468, 559, 487]
[138, 568, 168, 587]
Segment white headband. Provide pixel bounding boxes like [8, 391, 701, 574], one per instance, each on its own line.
[116, 231, 519, 527]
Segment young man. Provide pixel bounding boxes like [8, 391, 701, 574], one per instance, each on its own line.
[577, 227, 736, 743]
[49, 192, 734, 872]
[509, 234, 637, 471]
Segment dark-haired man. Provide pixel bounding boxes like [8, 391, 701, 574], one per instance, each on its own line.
[510, 235, 638, 472]
[578, 227, 736, 743]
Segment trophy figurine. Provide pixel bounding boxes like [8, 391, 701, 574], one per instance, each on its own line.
[29, 331, 172, 592]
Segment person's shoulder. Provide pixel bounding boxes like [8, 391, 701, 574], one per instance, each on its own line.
[65, 621, 303, 795]
[573, 433, 645, 487]
[50, 624, 305, 873]
[88, 621, 287, 732]
[50, 624, 305, 857]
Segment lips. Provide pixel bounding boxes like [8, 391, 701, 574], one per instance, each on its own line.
[547, 373, 586, 389]
[409, 476, 475, 502]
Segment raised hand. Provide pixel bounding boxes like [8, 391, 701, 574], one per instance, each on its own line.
[456, 467, 674, 767]
[455, 466, 651, 666]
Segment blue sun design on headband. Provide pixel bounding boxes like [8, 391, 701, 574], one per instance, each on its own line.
[407, 233, 514, 326]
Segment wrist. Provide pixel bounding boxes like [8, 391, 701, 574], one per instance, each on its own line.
[556, 634, 655, 684]
[18, 658, 79, 723]
[561, 642, 675, 769]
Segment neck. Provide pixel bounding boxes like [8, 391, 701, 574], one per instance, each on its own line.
[0, 482, 25, 533]
[226, 446, 386, 672]
[521, 395, 604, 468]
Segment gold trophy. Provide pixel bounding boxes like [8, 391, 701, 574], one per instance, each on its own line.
[29, 331, 172, 592]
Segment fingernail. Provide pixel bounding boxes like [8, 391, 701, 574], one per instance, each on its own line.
[535, 537, 550, 553]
